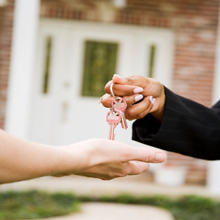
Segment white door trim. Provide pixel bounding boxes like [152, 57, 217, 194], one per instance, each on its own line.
[5, 0, 40, 139]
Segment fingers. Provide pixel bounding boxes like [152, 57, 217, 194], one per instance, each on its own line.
[102, 74, 164, 121]
[113, 74, 146, 88]
[104, 74, 127, 91]
[105, 75, 144, 97]
[101, 93, 144, 108]
[74, 139, 166, 180]
[116, 148, 167, 176]
[130, 148, 166, 164]
[125, 96, 154, 120]
[113, 140, 166, 164]
[105, 83, 141, 97]
[112, 74, 127, 85]
[127, 161, 150, 175]
[105, 75, 163, 98]
[101, 95, 155, 120]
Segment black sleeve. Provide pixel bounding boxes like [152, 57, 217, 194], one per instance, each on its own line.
[132, 87, 220, 160]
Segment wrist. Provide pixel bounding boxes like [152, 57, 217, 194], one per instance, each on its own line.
[48, 146, 78, 177]
[51, 141, 93, 177]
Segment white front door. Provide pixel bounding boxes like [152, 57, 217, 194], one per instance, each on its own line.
[29, 20, 174, 146]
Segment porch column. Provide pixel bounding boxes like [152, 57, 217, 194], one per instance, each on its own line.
[5, 0, 40, 139]
[207, 7, 220, 194]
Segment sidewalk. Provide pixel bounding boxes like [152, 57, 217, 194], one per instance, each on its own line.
[35, 203, 174, 220]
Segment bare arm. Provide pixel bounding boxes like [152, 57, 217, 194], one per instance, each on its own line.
[0, 129, 75, 183]
[0, 129, 166, 184]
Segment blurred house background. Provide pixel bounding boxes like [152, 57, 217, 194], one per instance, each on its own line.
[0, 0, 220, 192]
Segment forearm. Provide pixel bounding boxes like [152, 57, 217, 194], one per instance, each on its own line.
[0, 129, 76, 183]
[0, 128, 167, 183]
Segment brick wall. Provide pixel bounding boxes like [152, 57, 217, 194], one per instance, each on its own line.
[0, 0, 14, 129]
[0, 0, 219, 184]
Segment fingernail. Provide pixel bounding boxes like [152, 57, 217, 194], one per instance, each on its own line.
[134, 94, 143, 102]
[149, 96, 155, 104]
[98, 94, 110, 103]
[133, 87, 143, 93]
[155, 153, 166, 162]
[114, 74, 121, 79]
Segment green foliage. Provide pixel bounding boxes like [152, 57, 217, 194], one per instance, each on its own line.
[0, 190, 80, 219]
[171, 195, 220, 220]
[0, 191, 220, 220]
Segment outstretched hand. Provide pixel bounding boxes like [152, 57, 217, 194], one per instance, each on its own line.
[0, 130, 166, 183]
[101, 75, 166, 122]
[62, 138, 166, 180]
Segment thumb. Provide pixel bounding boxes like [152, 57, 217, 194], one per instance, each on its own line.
[134, 148, 167, 163]
[116, 142, 167, 163]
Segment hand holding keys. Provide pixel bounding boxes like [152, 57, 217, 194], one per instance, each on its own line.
[106, 83, 128, 140]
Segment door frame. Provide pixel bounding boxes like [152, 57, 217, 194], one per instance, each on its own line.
[5, 0, 40, 139]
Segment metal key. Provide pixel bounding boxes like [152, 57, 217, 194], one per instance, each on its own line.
[112, 97, 128, 129]
[106, 110, 121, 140]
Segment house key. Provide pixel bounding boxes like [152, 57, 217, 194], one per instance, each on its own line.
[106, 110, 121, 140]
[112, 97, 128, 129]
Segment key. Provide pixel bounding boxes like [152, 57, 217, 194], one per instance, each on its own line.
[112, 98, 127, 129]
[112, 97, 128, 129]
[106, 110, 121, 140]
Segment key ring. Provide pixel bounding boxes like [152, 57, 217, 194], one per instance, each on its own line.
[110, 83, 116, 99]
[110, 83, 121, 100]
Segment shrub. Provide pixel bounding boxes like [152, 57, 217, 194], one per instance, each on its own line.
[0, 190, 80, 219]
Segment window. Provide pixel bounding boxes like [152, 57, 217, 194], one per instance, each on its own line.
[42, 37, 52, 94]
[148, 45, 156, 78]
[81, 40, 118, 97]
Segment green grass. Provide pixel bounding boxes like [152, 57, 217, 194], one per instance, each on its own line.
[0, 191, 80, 219]
[0, 191, 220, 220]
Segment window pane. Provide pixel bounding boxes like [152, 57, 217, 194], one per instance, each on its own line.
[42, 37, 52, 94]
[81, 40, 118, 97]
[148, 45, 156, 78]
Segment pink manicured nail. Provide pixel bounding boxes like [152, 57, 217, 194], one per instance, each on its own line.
[134, 94, 143, 102]
[149, 96, 155, 104]
[133, 87, 143, 93]
[113, 74, 121, 78]
[98, 94, 110, 103]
